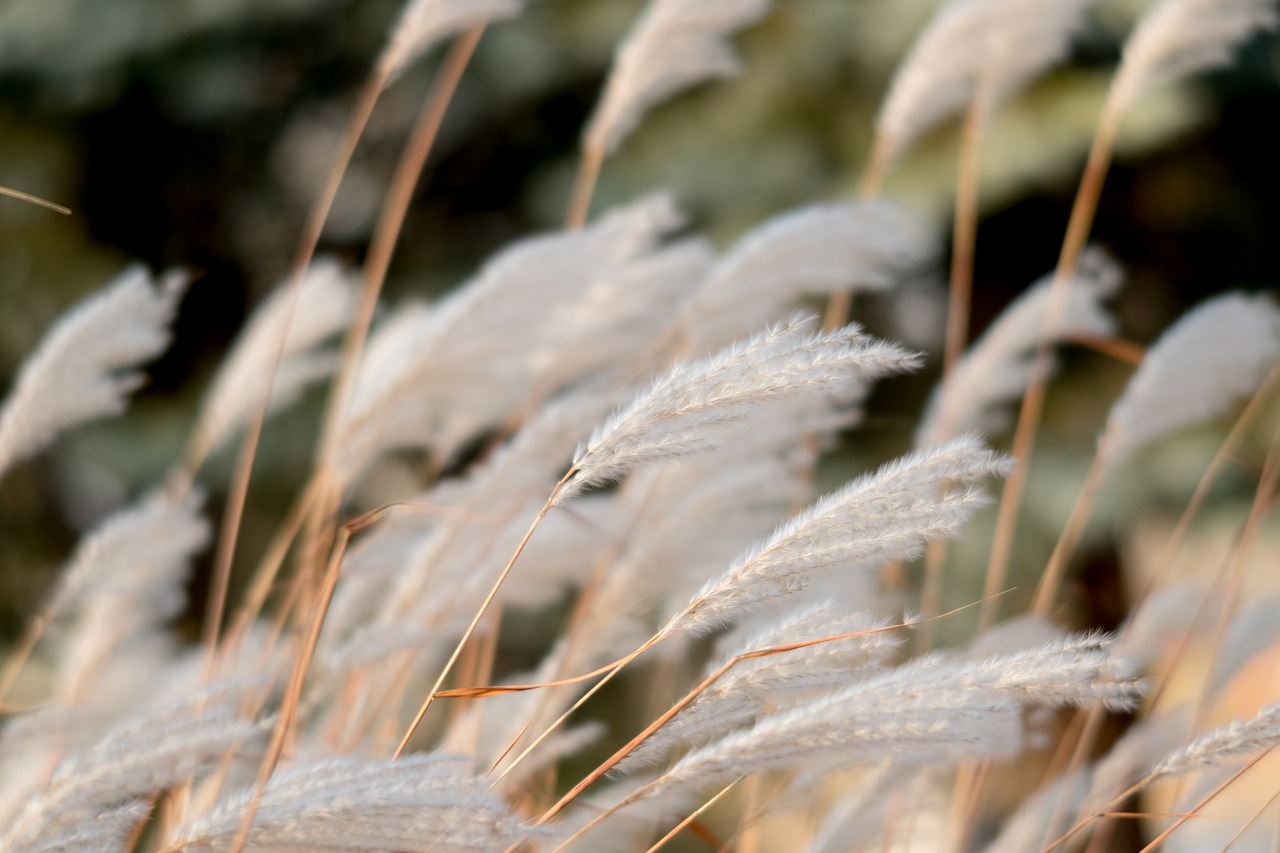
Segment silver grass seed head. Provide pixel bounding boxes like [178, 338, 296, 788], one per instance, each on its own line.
[559, 315, 921, 504]
[586, 0, 773, 157]
[377, 0, 526, 84]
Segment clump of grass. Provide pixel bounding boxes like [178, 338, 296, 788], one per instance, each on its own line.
[1, 0, 1278, 851]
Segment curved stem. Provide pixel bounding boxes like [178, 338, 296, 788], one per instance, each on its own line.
[393, 468, 573, 758]
[226, 516, 354, 853]
[565, 140, 605, 230]
[983, 105, 1120, 618]
[0, 184, 70, 215]
[194, 67, 390, 679]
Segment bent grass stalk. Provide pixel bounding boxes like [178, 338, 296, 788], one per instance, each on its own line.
[537, 614, 942, 824]
[227, 505, 388, 853]
[394, 467, 576, 758]
[191, 62, 392, 676]
[0, 183, 71, 215]
[1024, 363, 1280, 849]
[303, 27, 486, 626]
[644, 778, 742, 853]
[981, 116, 1116, 623]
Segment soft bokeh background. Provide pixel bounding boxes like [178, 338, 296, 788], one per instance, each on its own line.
[0, 0, 1277, 651]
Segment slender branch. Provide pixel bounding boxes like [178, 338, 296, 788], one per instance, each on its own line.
[565, 140, 606, 230]
[1031, 450, 1107, 614]
[301, 25, 486, 621]
[645, 779, 742, 853]
[193, 66, 391, 680]
[393, 467, 574, 758]
[539, 603, 982, 822]
[227, 512, 359, 853]
[1135, 755, 1266, 853]
[0, 610, 50, 705]
[945, 97, 985, 374]
[0, 184, 71, 215]
[983, 107, 1120, 618]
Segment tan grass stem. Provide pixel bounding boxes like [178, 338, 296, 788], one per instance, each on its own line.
[218, 477, 321, 661]
[1181, 419, 1280, 757]
[394, 466, 574, 758]
[0, 184, 71, 215]
[644, 778, 742, 853]
[983, 107, 1119, 621]
[1136, 363, 1280, 611]
[1040, 745, 1271, 853]
[540, 605, 975, 823]
[1130, 758, 1262, 853]
[1026, 364, 1280, 844]
[566, 141, 605, 230]
[194, 66, 389, 677]
[857, 135, 892, 201]
[825, 122, 893, 332]
[546, 773, 668, 853]
[0, 610, 50, 706]
[945, 96, 985, 375]
[492, 635, 660, 785]
[1030, 452, 1107, 615]
[227, 508, 376, 853]
[304, 26, 485, 604]
[1219, 782, 1280, 850]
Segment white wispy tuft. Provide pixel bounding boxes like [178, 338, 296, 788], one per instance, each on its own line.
[619, 603, 901, 772]
[168, 753, 540, 851]
[874, 0, 1096, 170]
[2, 686, 261, 853]
[665, 434, 1010, 636]
[585, 0, 772, 158]
[645, 632, 1138, 799]
[682, 201, 936, 354]
[49, 489, 210, 704]
[561, 315, 920, 504]
[1098, 292, 1280, 477]
[45, 488, 210, 621]
[916, 247, 1119, 447]
[1108, 0, 1279, 118]
[8, 800, 151, 853]
[323, 382, 628, 662]
[377, 0, 526, 84]
[0, 266, 184, 479]
[187, 258, 356, 463]
[1151, 701, 1280, 780]
[337, 193, 691, 481]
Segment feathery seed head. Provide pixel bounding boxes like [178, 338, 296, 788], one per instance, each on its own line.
[558, 316, 921, 503]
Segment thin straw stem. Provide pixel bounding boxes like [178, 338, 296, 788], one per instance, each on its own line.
[825, 127, 893, 330]
[0, 610, 50, 705]
[1135, 755, 1266, 853]
[0, 184, 71, 215]
[495, 635, 659, 784]
[645, 779, 742, 853]
[394, 467, 573, 758]
[566, 140, 606, 230]
[1031, 451, 1107, 615]
[302, 26, 485, 614]
[983, 107, 1120, 619]
[196, 67, 389, 675]
[945, 97, 985, 375]
[227, 512, 360, 853]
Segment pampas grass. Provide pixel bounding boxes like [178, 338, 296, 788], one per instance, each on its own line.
[2, 1, 1278, 851]
[0, 267, 184, 480]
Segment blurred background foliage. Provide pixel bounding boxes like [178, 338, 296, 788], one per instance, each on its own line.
[0, 0, 1277, 642]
